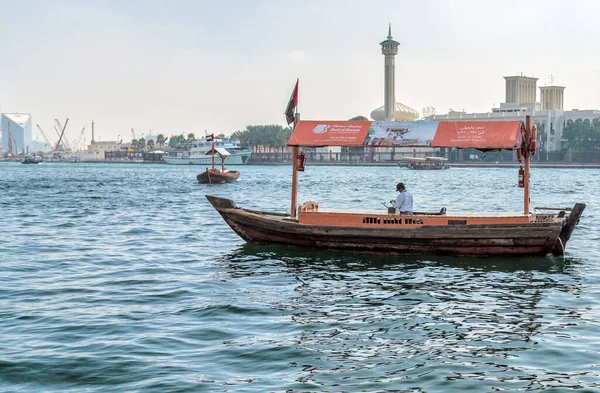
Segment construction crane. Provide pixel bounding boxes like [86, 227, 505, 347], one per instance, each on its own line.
[55, 119, 72, 151]
[36, 124, 54, 152]
[54, 118, 70, 153]
[53, 126, 65, 151]
[72, 127, 86, 152]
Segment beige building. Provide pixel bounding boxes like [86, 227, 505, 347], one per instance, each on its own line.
[540, 85, 566, 110]
[87, 140, 120, 160]
[427, 75, 599, 151]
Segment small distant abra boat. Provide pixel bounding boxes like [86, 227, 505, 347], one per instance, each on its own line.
[22, 155, 42, 164]
[197, 145, 240, 184]
[198, 169, 240, 184]
[401, 156, 450, 170]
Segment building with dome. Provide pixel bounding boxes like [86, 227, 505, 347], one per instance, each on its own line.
[370, 25, 419, 122]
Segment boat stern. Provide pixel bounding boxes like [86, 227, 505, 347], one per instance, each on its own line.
[551, 203, 586, 256]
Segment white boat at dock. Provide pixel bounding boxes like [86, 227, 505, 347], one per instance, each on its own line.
[400, 156, 450, 170]
[162, 139, 252, 165]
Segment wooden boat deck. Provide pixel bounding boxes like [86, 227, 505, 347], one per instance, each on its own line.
[316, 208, 530, 218]
[297, 208, 537, 226]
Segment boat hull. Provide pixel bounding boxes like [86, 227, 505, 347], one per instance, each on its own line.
[198, 170, 240, 184]
[399, 162, 450, 170]
[206, 196, 585, 257]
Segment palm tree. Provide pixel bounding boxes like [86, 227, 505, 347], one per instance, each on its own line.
[156, 134, 165, 148]
[138, 138, 147, 151]
[147, 140, 156, 152]
[187, 133, 196, 145]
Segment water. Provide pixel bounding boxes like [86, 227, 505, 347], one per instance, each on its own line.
[1, 162, 599, 392]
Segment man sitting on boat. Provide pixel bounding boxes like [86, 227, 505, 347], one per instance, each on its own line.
[392, 182, 413, 215]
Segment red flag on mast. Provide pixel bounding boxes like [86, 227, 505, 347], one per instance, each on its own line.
[285, 79, 299, 125]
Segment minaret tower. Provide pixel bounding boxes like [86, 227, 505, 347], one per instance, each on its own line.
[380, 24, 400, 121]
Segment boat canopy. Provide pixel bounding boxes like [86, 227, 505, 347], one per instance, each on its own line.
[287, 120, 523, 150]
[204, 147, 231, 157]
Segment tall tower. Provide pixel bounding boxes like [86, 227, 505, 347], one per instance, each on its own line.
[504, 75, 538, 105]
[380, 24, 400, 121]
[540, 85, 565, 110]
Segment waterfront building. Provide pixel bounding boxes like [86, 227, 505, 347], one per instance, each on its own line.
[1, 113, 32, 155]
[426, 75, 600, 151]
[87, 140, 120, 160]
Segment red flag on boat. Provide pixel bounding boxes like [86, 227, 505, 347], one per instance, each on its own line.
[285, 79, 299, 125]
[205, 134, 214, 142]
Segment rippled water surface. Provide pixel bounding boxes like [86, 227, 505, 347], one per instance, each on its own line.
[1, 162, 599, 392]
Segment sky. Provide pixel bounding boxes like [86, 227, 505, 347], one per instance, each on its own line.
[1, 0, 599, 143]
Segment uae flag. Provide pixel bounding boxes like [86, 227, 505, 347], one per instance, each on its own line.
[284, 79, 299, 125]
[205, 134, 214, 142]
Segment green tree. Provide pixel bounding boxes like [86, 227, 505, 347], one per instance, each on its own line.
[156, 134, 165, 147]
[349, 115, 369, 121]
[187, 133, 196, 145]
[147, 140, 156, 151]
[231, 130, 250, 147]
[563, 118, 600, 150]
[238, 124, 292, 152]
[167, 134, 188, 149]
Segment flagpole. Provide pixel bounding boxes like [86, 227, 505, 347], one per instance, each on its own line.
[287, 78, 299, 219]
[524, 115, 531, 215]
[291, 114, 299, 219]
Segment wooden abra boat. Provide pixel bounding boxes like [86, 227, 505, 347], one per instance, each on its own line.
[197, 144, 240, 184]
[197, 168, 240, 184]
[207, 196, 584, 256]
[208, 116, 585, 256]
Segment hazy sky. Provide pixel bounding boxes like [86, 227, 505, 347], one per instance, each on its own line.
[1, 0, 599, 143]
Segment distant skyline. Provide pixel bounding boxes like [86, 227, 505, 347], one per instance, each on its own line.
[1, 0, 599, 143]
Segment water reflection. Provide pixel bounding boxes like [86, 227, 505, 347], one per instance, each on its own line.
[220, 243, 576, 274]
[213, 244, 596, 391]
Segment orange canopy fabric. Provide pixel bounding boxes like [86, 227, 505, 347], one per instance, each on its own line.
[287, 120, 372, 147]
[287, 120, 523, 149]
[430, 121, 522, 149]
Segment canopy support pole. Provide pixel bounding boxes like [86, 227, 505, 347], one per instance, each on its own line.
[211, 141, 215, 170]
[524, 115, 531, 215]
[291, 114, 300, 218]
[291, 146, 298, 218]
